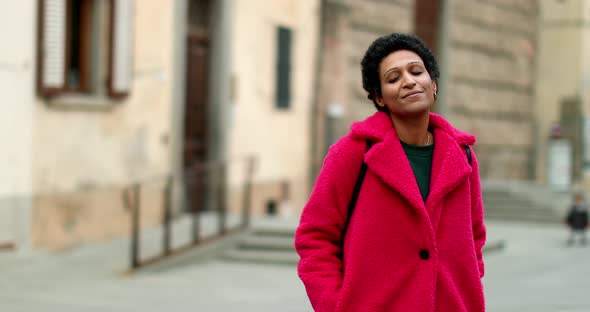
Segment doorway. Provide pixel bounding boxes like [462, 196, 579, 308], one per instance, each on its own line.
[183, 0, 212, 212]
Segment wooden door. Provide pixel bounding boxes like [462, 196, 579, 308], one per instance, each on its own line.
[183, 32, 209, 212]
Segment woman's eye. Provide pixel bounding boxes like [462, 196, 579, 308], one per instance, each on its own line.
[388, 77, 399, 83]
[412, 71, 423, 75]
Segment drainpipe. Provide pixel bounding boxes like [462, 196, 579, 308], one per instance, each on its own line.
[170, 0, 188, 214]
[309, 0, 326, 192]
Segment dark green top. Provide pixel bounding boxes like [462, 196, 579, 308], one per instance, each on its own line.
[401, 140, 434, 203]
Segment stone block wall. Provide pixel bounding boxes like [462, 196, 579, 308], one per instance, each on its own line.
[343, 0, 414, 135]
[313, 0, 414, 177]
[446, 0, 538, 180]
[313, 0, 539, 186]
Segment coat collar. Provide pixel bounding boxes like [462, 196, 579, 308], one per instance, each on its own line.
[350, 112, 475, 211]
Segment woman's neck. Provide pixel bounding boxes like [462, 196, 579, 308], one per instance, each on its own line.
[390, 113, 431, 146]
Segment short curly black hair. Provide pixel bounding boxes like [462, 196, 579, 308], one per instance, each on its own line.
[361, 33, 440, 112]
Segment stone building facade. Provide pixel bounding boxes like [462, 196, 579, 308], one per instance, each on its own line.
[227, 0, 320, 218]
[1, 0, 546, 251]
[536, 0, 590, 191]
[31, 0, 177, 250]
[0, 1, 35, 250]
[311, 0, 539, 184]
[1, 0, 320, 252]
[446, 0, 537, 181]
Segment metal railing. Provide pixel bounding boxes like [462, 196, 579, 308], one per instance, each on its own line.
[122, 157, 256, 270]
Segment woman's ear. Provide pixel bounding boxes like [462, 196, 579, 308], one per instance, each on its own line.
[433, 82, 438, 97]
[375, 94, 385, 108]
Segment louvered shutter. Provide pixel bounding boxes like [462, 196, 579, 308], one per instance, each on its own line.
[37, 0, 66, 97]
[108, 0, 134, 99]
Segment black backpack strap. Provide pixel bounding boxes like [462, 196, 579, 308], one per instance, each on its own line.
[341, 140, 373, 248]
[464, 145, 472, 165]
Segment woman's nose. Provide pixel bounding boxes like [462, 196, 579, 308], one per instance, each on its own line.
[401, 73, 416, 88]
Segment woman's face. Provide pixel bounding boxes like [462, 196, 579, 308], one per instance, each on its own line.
[376, 50, 437, 118]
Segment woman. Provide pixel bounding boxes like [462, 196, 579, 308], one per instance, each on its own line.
[295, 33, 486, 311]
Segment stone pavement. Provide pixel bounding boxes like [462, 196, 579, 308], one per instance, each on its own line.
[0, 259, 307, 312]
[0, 216, 309, 312]
[484, 221, 590, 312]
[0, 219, 582, 311]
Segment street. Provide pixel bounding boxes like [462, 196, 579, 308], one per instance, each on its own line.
[484, 222, 590, 312]
[0, 221, 588, 311]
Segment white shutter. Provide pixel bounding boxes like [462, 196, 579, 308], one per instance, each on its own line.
[39, 0, 66, 95]
[109, 0, 134, 98]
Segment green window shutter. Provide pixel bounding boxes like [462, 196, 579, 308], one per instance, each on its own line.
[275, 26, 292, 109]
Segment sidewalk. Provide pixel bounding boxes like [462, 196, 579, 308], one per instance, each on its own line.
[0, 212, 244, 278]
[0, 218, 511, 311]
[0, 215, 306, 312]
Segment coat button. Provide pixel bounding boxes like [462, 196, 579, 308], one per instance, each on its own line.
[419, 249, 430, 260]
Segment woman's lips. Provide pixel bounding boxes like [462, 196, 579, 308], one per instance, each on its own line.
[403, 91, 423, 99]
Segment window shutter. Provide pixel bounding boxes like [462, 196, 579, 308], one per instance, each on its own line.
[275, 26, 292, 109]
[108, 0, 134, 99]
[37, 0, 67, 97]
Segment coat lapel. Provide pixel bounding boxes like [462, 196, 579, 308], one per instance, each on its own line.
[364, 130, 426, 212]
[351, 111, 475, 218]
[426, 128, 472, 211]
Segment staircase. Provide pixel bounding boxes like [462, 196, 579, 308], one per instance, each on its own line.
[221, 222, 298, 265]
[482, 181, 568, 224]
[219, 206, 515, 266]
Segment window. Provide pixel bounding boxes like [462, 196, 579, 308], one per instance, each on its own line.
[37, 0, 133, 99]
[66, 0, 91, 91]
[275, 26, 292, 109]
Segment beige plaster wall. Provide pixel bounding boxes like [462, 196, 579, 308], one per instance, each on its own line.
[536, 0, 585, 185]
[31, 1, 175, 249]
[0, 0, 36, 248]
[229, 0, 320, 216]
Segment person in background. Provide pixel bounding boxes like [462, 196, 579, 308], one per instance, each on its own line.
[565, 193, 589, 246]
[295, 33, 486, 312]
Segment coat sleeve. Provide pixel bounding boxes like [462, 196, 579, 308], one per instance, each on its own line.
[469, 148, 487, 278]
[295, 142, 360, 312]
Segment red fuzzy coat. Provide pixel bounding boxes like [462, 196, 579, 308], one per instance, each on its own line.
[295, 112, 486, 312]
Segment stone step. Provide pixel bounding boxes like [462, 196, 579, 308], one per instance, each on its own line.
[482, 190, 512, 198]
[237, 235, 295, 251]
[483, 197, 535, 207]
[221, 249, 299, 265]
[251, 227, 296, 238]
[218, 226, 298, 265]
[484, 204, 558, 213]
[485, 208, 561, 223]
[485, 214, 559, 224]
[482, 188, 563, 223]
[223, 240, 506, 266]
